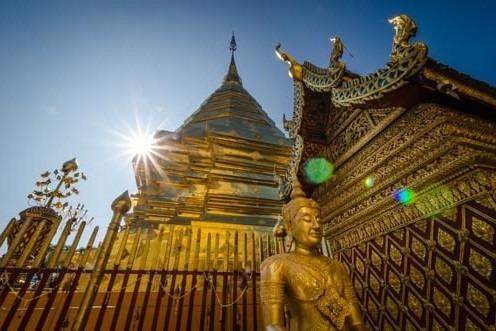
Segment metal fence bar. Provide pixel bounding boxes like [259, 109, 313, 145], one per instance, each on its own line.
[17, 269, 52, 330]
[252, 233, 259, 331]
[54, 269, 83, 330]
[232, 231, 239, 331]
[94, 266, 118, 328]
[137, 270, 155, 330]
[0, 268, 22, 305]
[124, 270, 144, 330]
[110, 267, 131, 330]
[185, 228, 201, 331]
[242, 233, 248, 331]
[200, 233, 211, 330]
[164, 269, 178, 329]
[151, 270, 166, 329]
[35, 269, 67, 331]
[0, 269, 37, 331]
[208, 270, 218, 331]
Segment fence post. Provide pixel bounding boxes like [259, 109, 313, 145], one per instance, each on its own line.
[71, 191, 131, 331]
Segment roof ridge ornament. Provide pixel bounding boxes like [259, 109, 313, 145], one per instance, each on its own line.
[278, 14, 428, 200]
[389, 14, 418, 63]
[275, 43, 303, 81]
[332, 14, 428, 106]
[329, 37, 344, 67]
[275, 42, 345, 92]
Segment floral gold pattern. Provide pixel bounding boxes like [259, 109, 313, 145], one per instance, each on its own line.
[369, 273, 380, 295]
[409, 265, 425, 290]
[433, 288, 452, 317]
[388, 271, 401, 294]
[466, 284, 490, 317]
[386, 296, 398, 320]
[390, 244, 402, 266]
[471, 216, 494, 245]
[411, 236, 426, 261]
[436, 228, 456, 253]
[434, 258, 453, 284]
[468, 248, 492, 280]
[408, 293, 423, 318]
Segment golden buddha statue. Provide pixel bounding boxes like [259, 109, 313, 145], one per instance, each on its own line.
[260, 181, 365, 331]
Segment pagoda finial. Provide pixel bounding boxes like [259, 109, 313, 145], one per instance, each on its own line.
[230, 33, 237, 53]
[223, 33, 242, 85]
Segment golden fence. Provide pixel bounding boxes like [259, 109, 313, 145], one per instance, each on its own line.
[0, 215, 288, 330]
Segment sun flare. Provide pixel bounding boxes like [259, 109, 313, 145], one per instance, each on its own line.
[109, 111, 171, 182]
[129, 134, 155, 157]
[111, 115, 158, 163]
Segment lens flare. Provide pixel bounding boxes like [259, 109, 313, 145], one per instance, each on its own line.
[304, 157, 333, 184]
[130, 134, 155, 157]
[393, 188, 416, 205]
[364, 176, 375, 188]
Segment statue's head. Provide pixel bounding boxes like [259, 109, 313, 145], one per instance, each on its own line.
[278, 178, 322, 249]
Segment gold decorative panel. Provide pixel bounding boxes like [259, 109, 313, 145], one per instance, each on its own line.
[371, 249, 382, 269]
[434, 257, 453, 285]
[389, 243, 403, 267]
[410, 235, 426, 261]
[437, 227, 456, 253]
[386, 295, 399, 320]
[407, 293, 423, 319]
[369, 273, 381, 295]
[466, 283, 490, 318]
[468, 248, 492, 280]
[338, 199, 496, 330]
[432, 287, 451, 317]
[471, 216, 494, 244]
[409, 264, 425, 291]
[388, 270, 401, 294]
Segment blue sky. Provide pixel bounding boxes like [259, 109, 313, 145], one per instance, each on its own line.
[1, 0, 495, 248]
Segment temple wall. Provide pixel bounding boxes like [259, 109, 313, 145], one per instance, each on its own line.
[314, 102, 496, 330]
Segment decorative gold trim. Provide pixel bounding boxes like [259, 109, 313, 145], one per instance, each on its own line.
[276, 42, 346, 93]
[317, 103, 496, 234]
[422, 66, 496, 108]
[332, 15, 427, 107]
[329, 170, 496, 251]
[279, 135, 304, 199]
[302, 60, 345, 93]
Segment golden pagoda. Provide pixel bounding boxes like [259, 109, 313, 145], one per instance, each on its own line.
[110, 35, 293, 272]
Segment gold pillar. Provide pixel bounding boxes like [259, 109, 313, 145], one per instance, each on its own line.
[16, 220, 47, 268]
[46, 218, 75, 268]
[79, 226, 99, 268]
[0, 216, 32, 267]
[72, 191, 131, 331]
[32, 216, 62, 268]
[62, 221, 86, 268]
[0, 218, 16, 249]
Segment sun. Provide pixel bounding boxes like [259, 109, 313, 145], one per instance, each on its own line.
[110, 114, 158, 163]
[129, 133, 155, 157]
[108, 110, 171, 181]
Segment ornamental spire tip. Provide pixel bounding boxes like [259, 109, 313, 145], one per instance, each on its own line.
[223, 33, 242, 85]
[229, 33, 237, 53]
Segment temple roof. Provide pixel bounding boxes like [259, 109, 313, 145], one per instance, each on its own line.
[177, 37, 288, 145]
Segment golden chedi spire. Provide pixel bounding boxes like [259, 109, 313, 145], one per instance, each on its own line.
[223, 33, 242, 85]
